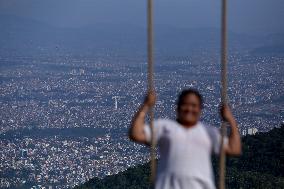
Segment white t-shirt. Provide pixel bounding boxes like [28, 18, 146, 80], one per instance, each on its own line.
[144, 118, 228, 189]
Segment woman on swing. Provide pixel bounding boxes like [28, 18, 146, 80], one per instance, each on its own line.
[129, 89, 241, 189]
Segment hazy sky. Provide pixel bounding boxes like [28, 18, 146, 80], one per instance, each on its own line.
[0, 0, 283, 35]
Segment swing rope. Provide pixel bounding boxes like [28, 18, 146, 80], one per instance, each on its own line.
[219, 0, 228, 189]
[147, 0, 156, 184]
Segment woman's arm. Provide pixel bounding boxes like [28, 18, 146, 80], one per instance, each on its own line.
[220, 104, 242, 156]
[129, 92, 156, 145]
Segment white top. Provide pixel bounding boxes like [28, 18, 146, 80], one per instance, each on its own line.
[144, 118, 228, 189]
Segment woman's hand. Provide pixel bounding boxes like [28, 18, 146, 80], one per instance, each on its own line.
[220, 104, 242, 156]
[144, 91, 156, 107]
[220, 104, 236, 124]
[129, 90, 156, 145]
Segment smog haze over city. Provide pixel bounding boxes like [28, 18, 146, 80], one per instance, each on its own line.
[0, 0, 283, 188]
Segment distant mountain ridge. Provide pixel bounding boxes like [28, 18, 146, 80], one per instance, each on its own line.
[1, 14, 284, 56]
[74, 125, 284, 189]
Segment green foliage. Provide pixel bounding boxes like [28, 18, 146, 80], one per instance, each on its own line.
[75, 125, 284, 189]
[74, 164, 151, 189]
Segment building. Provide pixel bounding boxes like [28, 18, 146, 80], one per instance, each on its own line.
[248, 128, 258, 135]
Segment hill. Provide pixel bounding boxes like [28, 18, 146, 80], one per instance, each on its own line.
[75, 125, 284, 189]
[2, 14, 283, 57]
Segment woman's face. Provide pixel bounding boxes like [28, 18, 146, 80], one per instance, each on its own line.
[177, 94, 202, 126]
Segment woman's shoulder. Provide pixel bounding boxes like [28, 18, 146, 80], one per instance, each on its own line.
[153, 118, 179, 129]
[155, 118, 177, 125]
[200, 122, 220, 133]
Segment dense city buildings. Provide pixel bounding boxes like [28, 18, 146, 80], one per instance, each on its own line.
[0, 51, 283, 188]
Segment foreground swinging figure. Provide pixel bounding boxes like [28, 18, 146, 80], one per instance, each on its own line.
[129, 89, 241, 189]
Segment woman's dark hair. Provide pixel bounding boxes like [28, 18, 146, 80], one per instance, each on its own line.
[177, 88, 203, 109]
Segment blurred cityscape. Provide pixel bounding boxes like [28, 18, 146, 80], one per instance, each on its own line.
[0, 50, 283, 188]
